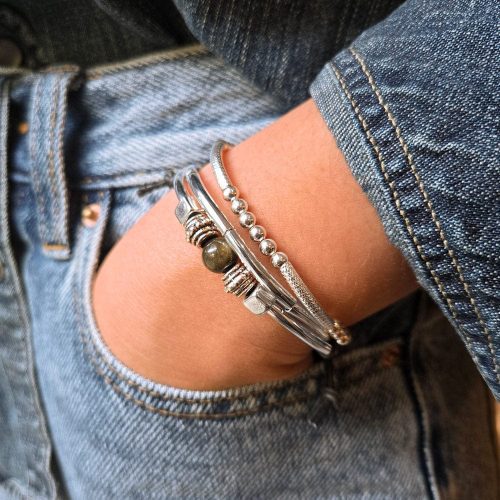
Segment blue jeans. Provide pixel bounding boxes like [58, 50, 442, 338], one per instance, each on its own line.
[0, 47, 497, 499]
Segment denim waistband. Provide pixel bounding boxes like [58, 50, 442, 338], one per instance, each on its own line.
[6, 44, 285, 189]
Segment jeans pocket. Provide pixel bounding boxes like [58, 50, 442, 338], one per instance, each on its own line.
[63, 183, 430, 498]
[72, 183, 325, 419]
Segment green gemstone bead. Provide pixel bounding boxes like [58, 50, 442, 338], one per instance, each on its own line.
[201, 237, 238, 273]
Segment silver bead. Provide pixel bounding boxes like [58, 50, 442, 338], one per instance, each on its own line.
[239, 211, 255, 228]
[223, 185, 238, 201]
[259, 238, 277, 256]
[271, 251, 288, 268]
[184, 211, 219, 247]
[249, 225, 266, 242]
[231, 198, 248, 215]
[223, 263, 256, 296]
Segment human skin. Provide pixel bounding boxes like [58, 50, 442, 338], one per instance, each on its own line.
[92, 99, 418, 390]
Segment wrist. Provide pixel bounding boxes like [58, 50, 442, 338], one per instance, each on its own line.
[200, 100, 417, 327]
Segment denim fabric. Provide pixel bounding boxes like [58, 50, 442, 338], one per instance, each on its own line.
[9, 0, 499, 398]
[0, 1, 186, 68]
[309, 0, 500, 399]
[170, 0, 404, 105]
[0, 47, 497, 499]
[86, 0, 500, 398]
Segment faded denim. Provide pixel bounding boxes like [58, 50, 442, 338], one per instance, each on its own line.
[0, 47, 497, 499]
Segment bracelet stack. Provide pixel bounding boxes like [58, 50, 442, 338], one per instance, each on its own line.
[173, 140, 350, 357]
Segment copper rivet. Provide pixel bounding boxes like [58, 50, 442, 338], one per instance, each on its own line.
[18, 122, 29, 134]
[81, 203, 100, 227]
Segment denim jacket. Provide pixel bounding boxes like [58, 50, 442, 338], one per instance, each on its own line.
[168, 0, 500, 398]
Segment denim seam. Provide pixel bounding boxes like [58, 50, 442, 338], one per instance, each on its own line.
[78, 311, 317, 418]
[349, 48, 499, 384]
[85, 44, 209, 80]
[82, 320, 401, 418]
[85, 351, 313, 420]
[56, 76, 71, 249]
[39, 65, 80, 75]
[1, 81, 55, 498]
[80, 323, 322, 404]
[79, 273, 401, 418]
[328, 62, 476, 364]
[402, 298, 439, 500]
[79, 167, 178, 184]
[84, 314, 399, 404]
[11, 167, 177, 190]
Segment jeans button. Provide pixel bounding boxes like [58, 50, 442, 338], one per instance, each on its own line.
[0, 38, 22, 67]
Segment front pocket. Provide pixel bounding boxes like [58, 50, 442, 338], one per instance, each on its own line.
[72, 186, 327, 419]
[53, 186, 428, 498]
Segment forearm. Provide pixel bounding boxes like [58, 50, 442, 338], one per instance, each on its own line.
[202, 99, 417, 325]
[93, 99, 417, 389]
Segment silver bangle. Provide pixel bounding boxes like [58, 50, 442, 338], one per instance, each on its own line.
[210, 140, 351, 346]
[174, 166, 334, 356]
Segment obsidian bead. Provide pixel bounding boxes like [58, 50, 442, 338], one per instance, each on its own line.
[201, 237, 238, 273]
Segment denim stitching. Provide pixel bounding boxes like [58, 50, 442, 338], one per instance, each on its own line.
[80, 324, 321, 405]
[40, 65, 80, 75]
[78, 307, 315, 418]
[80, 167, 178, 184]
[402, 302, 439, 500]
[349, 48, 499, 382]
[85, 45, 209, 80]
[329, 63, 477, 366]
[0, 81, 55, 497]
[90, 357, 311, 419]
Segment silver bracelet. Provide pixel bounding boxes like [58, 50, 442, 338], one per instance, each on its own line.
[209, 140, 351, 346]
[174, 166, 335, 356]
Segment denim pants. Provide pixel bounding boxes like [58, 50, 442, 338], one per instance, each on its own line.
[0, 46, 497, 499]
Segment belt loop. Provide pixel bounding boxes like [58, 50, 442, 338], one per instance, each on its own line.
[0, 78, 10, 246]
[29, 67, 79, 260]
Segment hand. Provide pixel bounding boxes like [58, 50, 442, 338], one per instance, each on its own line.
[93, 188, 313, 390]
[92, 100, 417, 390]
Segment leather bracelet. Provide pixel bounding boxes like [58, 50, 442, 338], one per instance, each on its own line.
[210, 140, 351, 346]
[173, 151, 350, 356]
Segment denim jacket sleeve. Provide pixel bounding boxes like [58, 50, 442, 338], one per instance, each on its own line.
[309, 0, 500, 398]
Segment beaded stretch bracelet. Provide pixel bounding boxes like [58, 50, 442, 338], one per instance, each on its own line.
[210, 140, 351, 346]
[173, 147, 351, 356]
